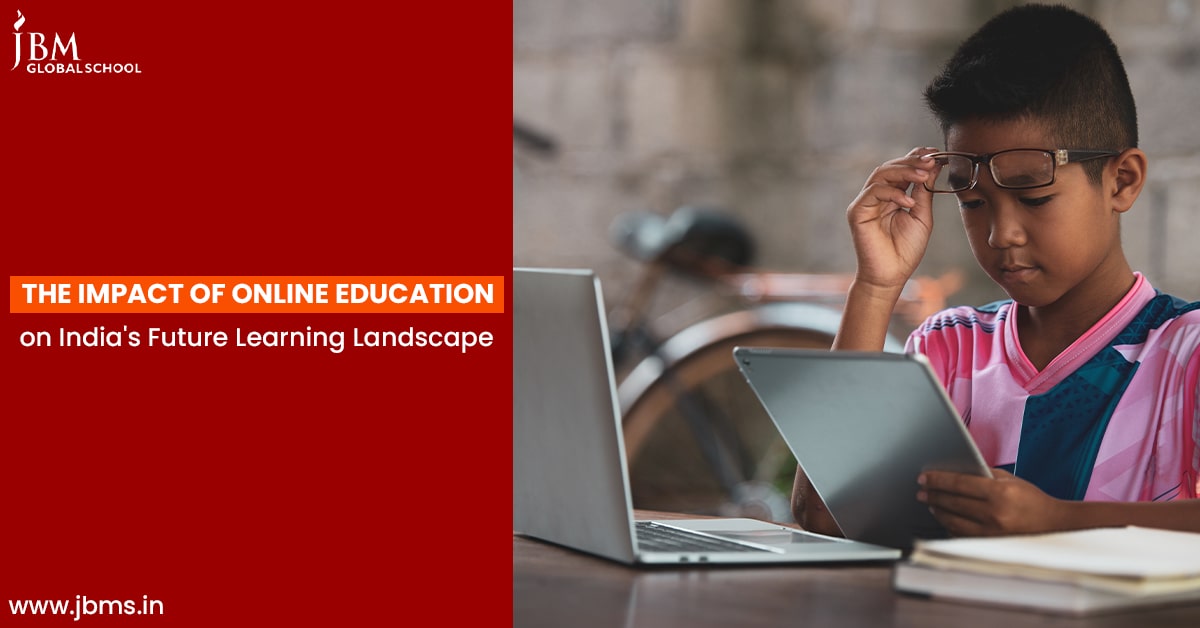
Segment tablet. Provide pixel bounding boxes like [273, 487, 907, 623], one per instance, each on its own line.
[733, 347, 993, 550]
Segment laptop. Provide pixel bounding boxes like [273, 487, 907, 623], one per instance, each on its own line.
[732, 347, 994, 551]
[513, 267, 900, 565]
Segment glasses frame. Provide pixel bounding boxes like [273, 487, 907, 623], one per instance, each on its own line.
[922, 148, 1121, 193]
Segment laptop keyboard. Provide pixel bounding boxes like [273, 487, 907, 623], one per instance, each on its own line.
[634, 521, 773, 553]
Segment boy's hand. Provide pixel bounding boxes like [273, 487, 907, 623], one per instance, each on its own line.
[917, 469, 1067, 536]
[846, 147, 940, 291]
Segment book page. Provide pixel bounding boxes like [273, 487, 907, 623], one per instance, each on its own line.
[912, 526, 1200, 580]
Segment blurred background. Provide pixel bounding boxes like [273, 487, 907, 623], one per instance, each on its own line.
[513, 0, 1200, 523]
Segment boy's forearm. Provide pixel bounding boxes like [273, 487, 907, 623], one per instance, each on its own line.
[831, 280, 906, 351]
[1058, 499, 1200, 533]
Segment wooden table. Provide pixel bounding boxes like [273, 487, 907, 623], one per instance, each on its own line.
[513, 511, 1200, 627]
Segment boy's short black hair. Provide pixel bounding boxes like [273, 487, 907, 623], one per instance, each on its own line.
[924, 3, 1137, 183]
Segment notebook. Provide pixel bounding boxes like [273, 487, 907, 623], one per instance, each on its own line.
[732, 347, 994, 551]
[512, 267, 900, 565]
[893, 526, 1200, 615]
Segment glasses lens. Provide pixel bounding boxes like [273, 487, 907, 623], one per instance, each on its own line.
[929, 155, 974, 192]
[990, 150, 1054, 189]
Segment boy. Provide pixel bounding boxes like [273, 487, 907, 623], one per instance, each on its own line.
[794, 3, 1200, 537]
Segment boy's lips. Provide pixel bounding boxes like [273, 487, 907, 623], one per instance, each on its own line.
[999, 264, 1039, 282]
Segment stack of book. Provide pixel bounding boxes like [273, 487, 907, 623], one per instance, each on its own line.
[892, 526, 1200, 616]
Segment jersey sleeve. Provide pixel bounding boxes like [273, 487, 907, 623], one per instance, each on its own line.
[904, 311, 956, 392]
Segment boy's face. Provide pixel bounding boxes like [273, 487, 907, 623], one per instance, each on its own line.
[945, 118, 1123, 308]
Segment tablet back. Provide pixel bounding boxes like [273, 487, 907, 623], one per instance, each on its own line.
[733, 347, 992, 550]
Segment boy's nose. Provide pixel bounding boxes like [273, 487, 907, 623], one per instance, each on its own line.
[987, 202, 1028, 249]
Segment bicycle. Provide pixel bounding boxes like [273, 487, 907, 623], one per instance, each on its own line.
[606, 205, 962, 523]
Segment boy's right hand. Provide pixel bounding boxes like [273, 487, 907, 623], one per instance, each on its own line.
[845, 147, 941, 293]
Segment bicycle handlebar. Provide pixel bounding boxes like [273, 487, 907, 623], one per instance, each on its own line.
[609, 206, 753, 275]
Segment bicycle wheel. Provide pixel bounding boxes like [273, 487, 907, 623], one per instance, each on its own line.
[617, 302, 903, 523]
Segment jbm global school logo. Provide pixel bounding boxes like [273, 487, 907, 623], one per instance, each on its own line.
[11, 9, 141, 74]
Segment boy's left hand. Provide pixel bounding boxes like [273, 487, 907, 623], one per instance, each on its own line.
[917, 469, 1065, 536]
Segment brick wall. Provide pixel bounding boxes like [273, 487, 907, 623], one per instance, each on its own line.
[515, 0, 1200, 313]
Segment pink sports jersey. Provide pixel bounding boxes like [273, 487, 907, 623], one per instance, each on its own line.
[905, 273, 1200, 502]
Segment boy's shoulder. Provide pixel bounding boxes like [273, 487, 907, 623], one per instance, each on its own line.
[1140, 290, 1200, 332]
[1148, 290, 1200, 313]
[910, 286, 1200, 341]
[1117, 291, 1200, 365]
[913, 300, 1012, 336]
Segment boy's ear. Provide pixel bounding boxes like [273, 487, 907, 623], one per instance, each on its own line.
[1109, 148, 1147, 214]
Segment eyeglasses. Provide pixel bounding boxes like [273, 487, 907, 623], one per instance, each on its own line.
[923, 148, 1120, 193]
